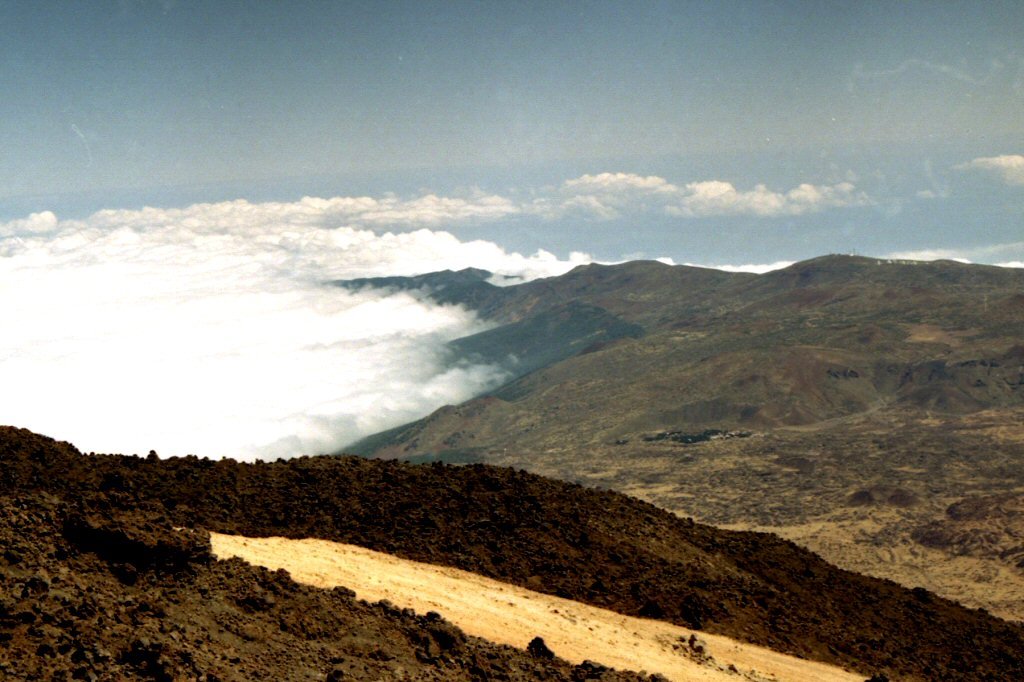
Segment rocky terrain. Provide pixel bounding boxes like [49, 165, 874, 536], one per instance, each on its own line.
[4, 426, 1024, 680]
[914, 492, 1024, 569]
[0, 429, 664, 681]
[342, 256, 1024, 619]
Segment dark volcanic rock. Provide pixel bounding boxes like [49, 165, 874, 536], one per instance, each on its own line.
[912, 493, 1024, 568]
[4, 426, 1024, 680]
[527, 636, 555, 659]
[62, 505, 212, 575]
[0, 430, 661, 682]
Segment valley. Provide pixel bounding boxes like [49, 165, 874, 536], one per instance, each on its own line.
[345, 256, 1024, 622]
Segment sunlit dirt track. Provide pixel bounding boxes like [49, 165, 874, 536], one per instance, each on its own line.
[211, 533, 862, 682]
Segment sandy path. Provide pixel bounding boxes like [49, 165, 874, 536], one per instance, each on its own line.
[210, 533, 861, 681]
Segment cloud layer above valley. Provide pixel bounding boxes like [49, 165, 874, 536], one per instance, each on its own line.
[0, 199, 590, 460]
[3, 163, 1013, 460]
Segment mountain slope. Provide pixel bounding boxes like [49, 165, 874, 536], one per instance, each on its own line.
[0, 493, 649, 680]
[4, 426, 1024, 680]
[0, 429, 675, 682]
[343, 255, 1024, 619]
[347, 256, 1024, 451]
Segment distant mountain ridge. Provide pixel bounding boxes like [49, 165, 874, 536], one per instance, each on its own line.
[342, 255, 1024, 458]
[333, 267, 513, 317]
[339, 255, 1024, 622]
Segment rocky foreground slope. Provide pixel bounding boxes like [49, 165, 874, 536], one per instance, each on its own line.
[4, 427, 1024, 680]
[0, 429, 657, 681]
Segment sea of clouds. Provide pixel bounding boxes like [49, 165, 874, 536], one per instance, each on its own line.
[11, 171, 853, 460]
[4, 170, 864, 462]
[0, 196, 591, 460]
[6, 166, 1011, 460]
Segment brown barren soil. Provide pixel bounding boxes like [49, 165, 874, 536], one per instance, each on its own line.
[4, 426, 1024, 680]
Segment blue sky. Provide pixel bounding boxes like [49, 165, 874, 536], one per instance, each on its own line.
[2, 1, 1022, 265]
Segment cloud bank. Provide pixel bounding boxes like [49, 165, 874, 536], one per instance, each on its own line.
[884, 241, 1024, 265]
[668, 180, 869, 218]
[0, 168, 879, 460]
[955, 155, 1024, 186]
[691, 260, 796, 274]
[537, 173, 870, 220]
[0, 199, 589, 461]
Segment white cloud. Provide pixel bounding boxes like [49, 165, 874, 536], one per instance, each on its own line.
[0, 210, 59, 237]
[696, 260, 796, 274]
[547, 173, 870, 220]
[883, 248, 970, 262]
[0, 197, 589, 460]
[537, 194, 621, 220]
[562, 172, 679, 194]
[529, 172, 680, 220]
[851, 58, 1002, 88]
[335, 192, 520, 226]
[667, 181, 870, 217]
[848, 51, 1024, 95]
[79, 192, 520, 235]
[884, 242, 1024, 265]
[955, 155, 1024, 186]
